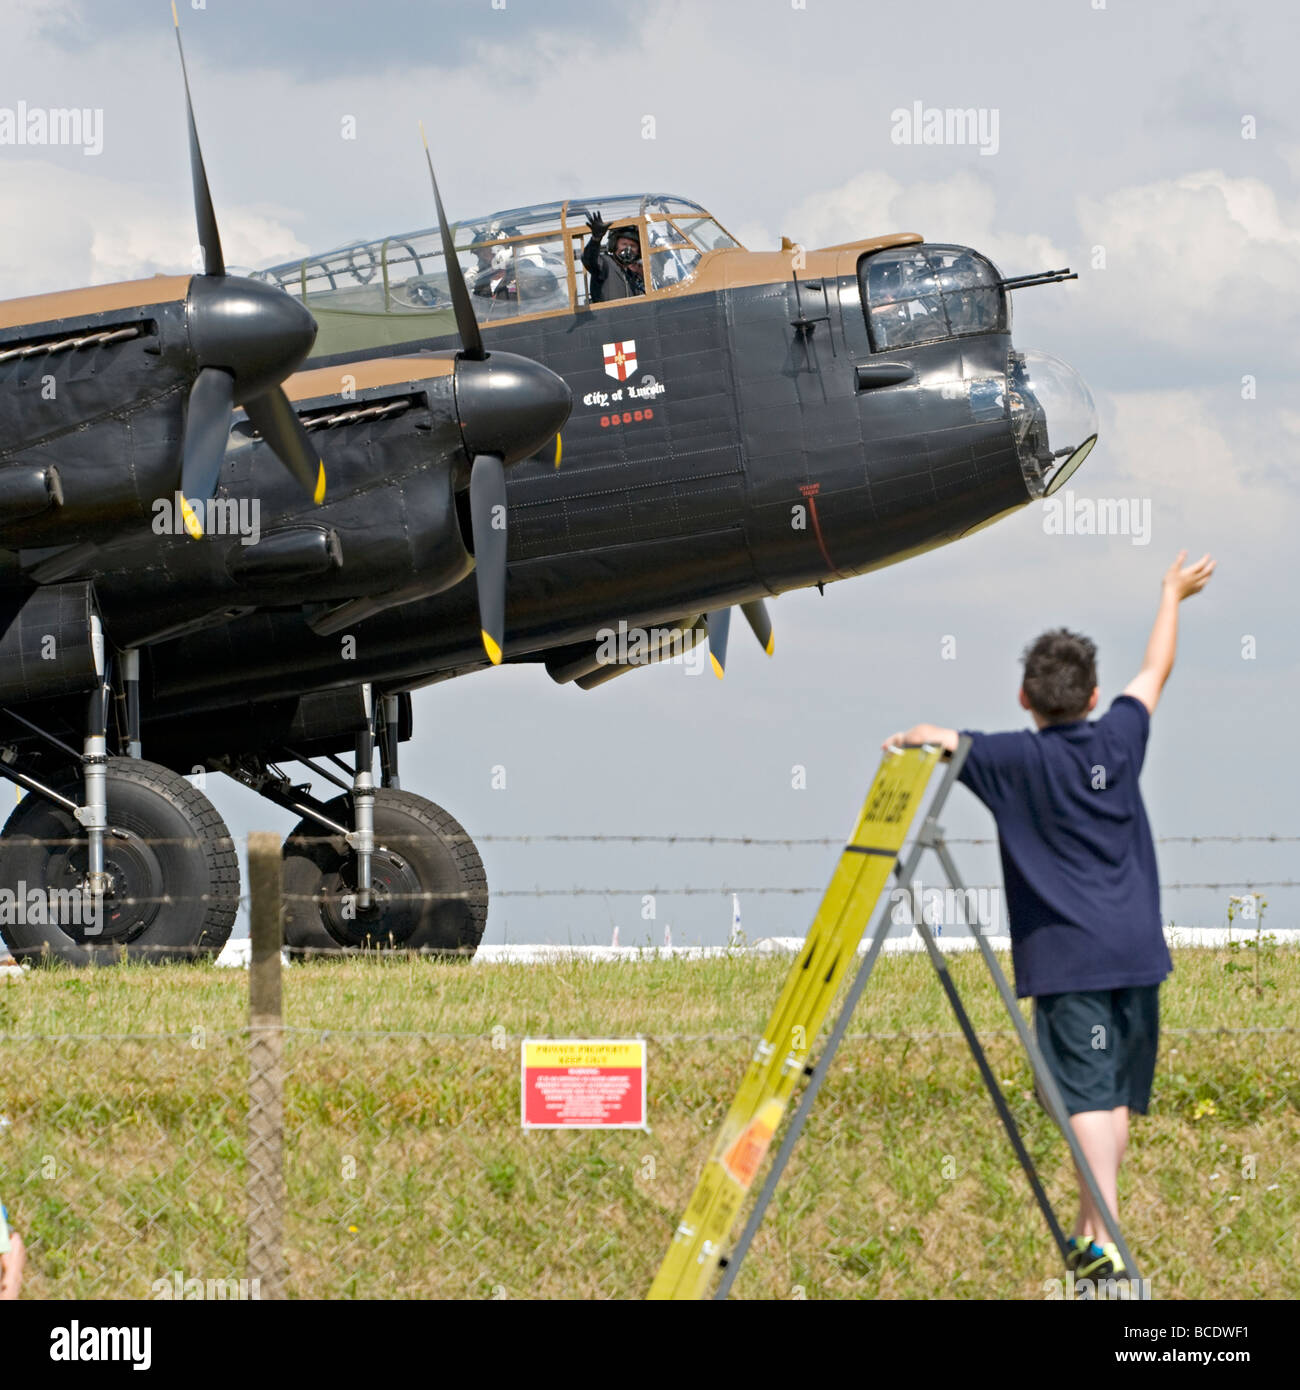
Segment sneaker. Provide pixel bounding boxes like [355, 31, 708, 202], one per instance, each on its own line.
[1074, 1242, 1137, 1299]
[1064, 1235, 1090, 1272]
[1077, 1241, 1126, 1281]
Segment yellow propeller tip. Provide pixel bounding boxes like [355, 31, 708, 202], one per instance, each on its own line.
[765, 636, 775, 656]
[710, 654, 725, 680]
[180, 496, 203, 540]
[554, 434, 562, 469]
[418, 120, 428, 148]
[482, 631, 502, 665]
[313, 462, 326, 504]
[171, 1, 179, 29]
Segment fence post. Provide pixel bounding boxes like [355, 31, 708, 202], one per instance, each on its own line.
[246, 830, 287, 1299]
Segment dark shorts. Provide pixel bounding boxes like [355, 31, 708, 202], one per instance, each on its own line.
[1033, 985, 1160, 1116]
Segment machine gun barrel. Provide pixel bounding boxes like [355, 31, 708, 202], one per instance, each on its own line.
[999, 268, 1079, 290]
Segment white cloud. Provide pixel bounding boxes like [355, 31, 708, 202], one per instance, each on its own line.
[0, 161, 308, 299]
[1105, 388, 1293, 540]
[773, 169, 1068, 277]
[1076, 169, 1300, 361]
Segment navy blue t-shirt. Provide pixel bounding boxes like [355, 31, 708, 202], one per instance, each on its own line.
[957, 694, 1170, 999]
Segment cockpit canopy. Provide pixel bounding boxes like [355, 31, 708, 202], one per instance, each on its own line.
[860, 244, 1007, 352]
[254, 195, 742, 349]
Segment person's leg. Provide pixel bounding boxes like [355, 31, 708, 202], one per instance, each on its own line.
[1112, 1104, 1130, 1169]
[1095, 984, 1156, 1263]
[1070, 1110, 1120, 1246]
[1035, 990, 1119, 1248]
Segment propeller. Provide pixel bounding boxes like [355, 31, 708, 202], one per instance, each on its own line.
[705, 599, 775, 679]
[469, 454, 508, 665]
[742, 599, 775, 656]
[171, 3, 324, 536]
[420, 123, 484, 362]
[418, 124, 570, 666]
[176, 367, 234, 537]
[706, 608, 731, 679]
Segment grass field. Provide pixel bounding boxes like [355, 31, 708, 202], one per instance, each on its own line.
[1, 944, 1296, 1300]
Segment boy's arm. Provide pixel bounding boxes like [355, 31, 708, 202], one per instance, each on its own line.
[1123, 550, 1216, 715]
[881, 724, 959, 754]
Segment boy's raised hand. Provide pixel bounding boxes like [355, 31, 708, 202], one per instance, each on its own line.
[1124, 550, 1216, 714]
[1163, 549, 1215, 601]
[881, 724, 959, 754]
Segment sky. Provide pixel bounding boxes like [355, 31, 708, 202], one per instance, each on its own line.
[2, 0, 1297, 945]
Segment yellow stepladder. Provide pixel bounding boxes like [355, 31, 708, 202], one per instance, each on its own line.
[649, 735, 1147, 1301]
[647, 743, 941, 1301]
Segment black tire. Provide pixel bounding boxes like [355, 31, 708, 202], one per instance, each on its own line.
[0, 758, 239, 965]
[282, 789, 487, 955]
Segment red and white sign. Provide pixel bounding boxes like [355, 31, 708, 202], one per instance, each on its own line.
[521, 1039, 647, 1129]
[603, 339, 637, 382]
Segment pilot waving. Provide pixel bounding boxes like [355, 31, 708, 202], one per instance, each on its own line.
[581, 211, 645, 302]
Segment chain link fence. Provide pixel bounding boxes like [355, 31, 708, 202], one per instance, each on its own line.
[1, 832, 1296, 1300]
[3, 1021, 1295, 1300]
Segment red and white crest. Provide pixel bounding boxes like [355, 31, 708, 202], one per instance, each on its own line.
[603, 339, 637, 382]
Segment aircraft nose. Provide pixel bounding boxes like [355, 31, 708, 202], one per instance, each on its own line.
[1009, 349, 1098, 498]
[454, 351, 573, 466]
[186, 274, 318, 401]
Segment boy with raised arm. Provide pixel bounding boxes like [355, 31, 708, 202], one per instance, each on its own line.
[883, 550, 1215, 1287]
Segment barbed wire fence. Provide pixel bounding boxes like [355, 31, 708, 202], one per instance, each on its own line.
[0, 831, 1296, 1299]
[3, 826, 1297, 915]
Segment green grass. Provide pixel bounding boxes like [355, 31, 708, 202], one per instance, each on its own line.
[1, 947, 1296, 1299]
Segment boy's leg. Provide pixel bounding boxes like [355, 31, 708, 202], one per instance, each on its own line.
[1069, 1110, 1122, 1246]
[1088, 986, 1155, 1255]
[1035, 991, 1123, 1247]
[1112, 1103, 1130, 1169]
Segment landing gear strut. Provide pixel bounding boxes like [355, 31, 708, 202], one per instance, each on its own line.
[0, 630, 240, 963]
[0, 758, 240, 964]
[281, 788, 488, 954]
[227, 686, 489, 955]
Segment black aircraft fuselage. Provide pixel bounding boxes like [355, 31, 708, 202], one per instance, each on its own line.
[0, 189, 1098, 964]
[4, 207, 1095, 776]
[127, 225, 1090, 759]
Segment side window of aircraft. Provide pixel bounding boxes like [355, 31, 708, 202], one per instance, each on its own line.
[673, 215, 739, 252]
[463, 229, 569, 321]
[645, 216, 701, 291]
[571, 200, 651, 305]
[861, 246, 1004, 352]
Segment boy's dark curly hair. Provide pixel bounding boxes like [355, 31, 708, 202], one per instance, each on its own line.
[1021, 628, 1098, 722]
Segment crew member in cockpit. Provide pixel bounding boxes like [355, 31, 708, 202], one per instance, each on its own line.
[580, 211, 645, 303]
[470, 225, 518, 300]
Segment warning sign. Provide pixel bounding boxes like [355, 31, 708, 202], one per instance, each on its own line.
[521, 1039, 647, 1129]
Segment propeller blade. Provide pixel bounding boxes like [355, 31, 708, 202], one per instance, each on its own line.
[243, 387, 327, 503]
[171, 2, 224, 278]
[419, 122, 484, 361]
[469, 453, 508, 664]
[741, 599, 775, 656]
[706, 607, 731, 680]
[179, 366, 235, 536]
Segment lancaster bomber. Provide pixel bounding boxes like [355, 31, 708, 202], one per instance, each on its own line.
[0, 19, 1096, 963]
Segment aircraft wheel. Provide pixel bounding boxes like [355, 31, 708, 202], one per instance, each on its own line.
[282, 789, 488, 955]
[0, 758, 240, 965]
